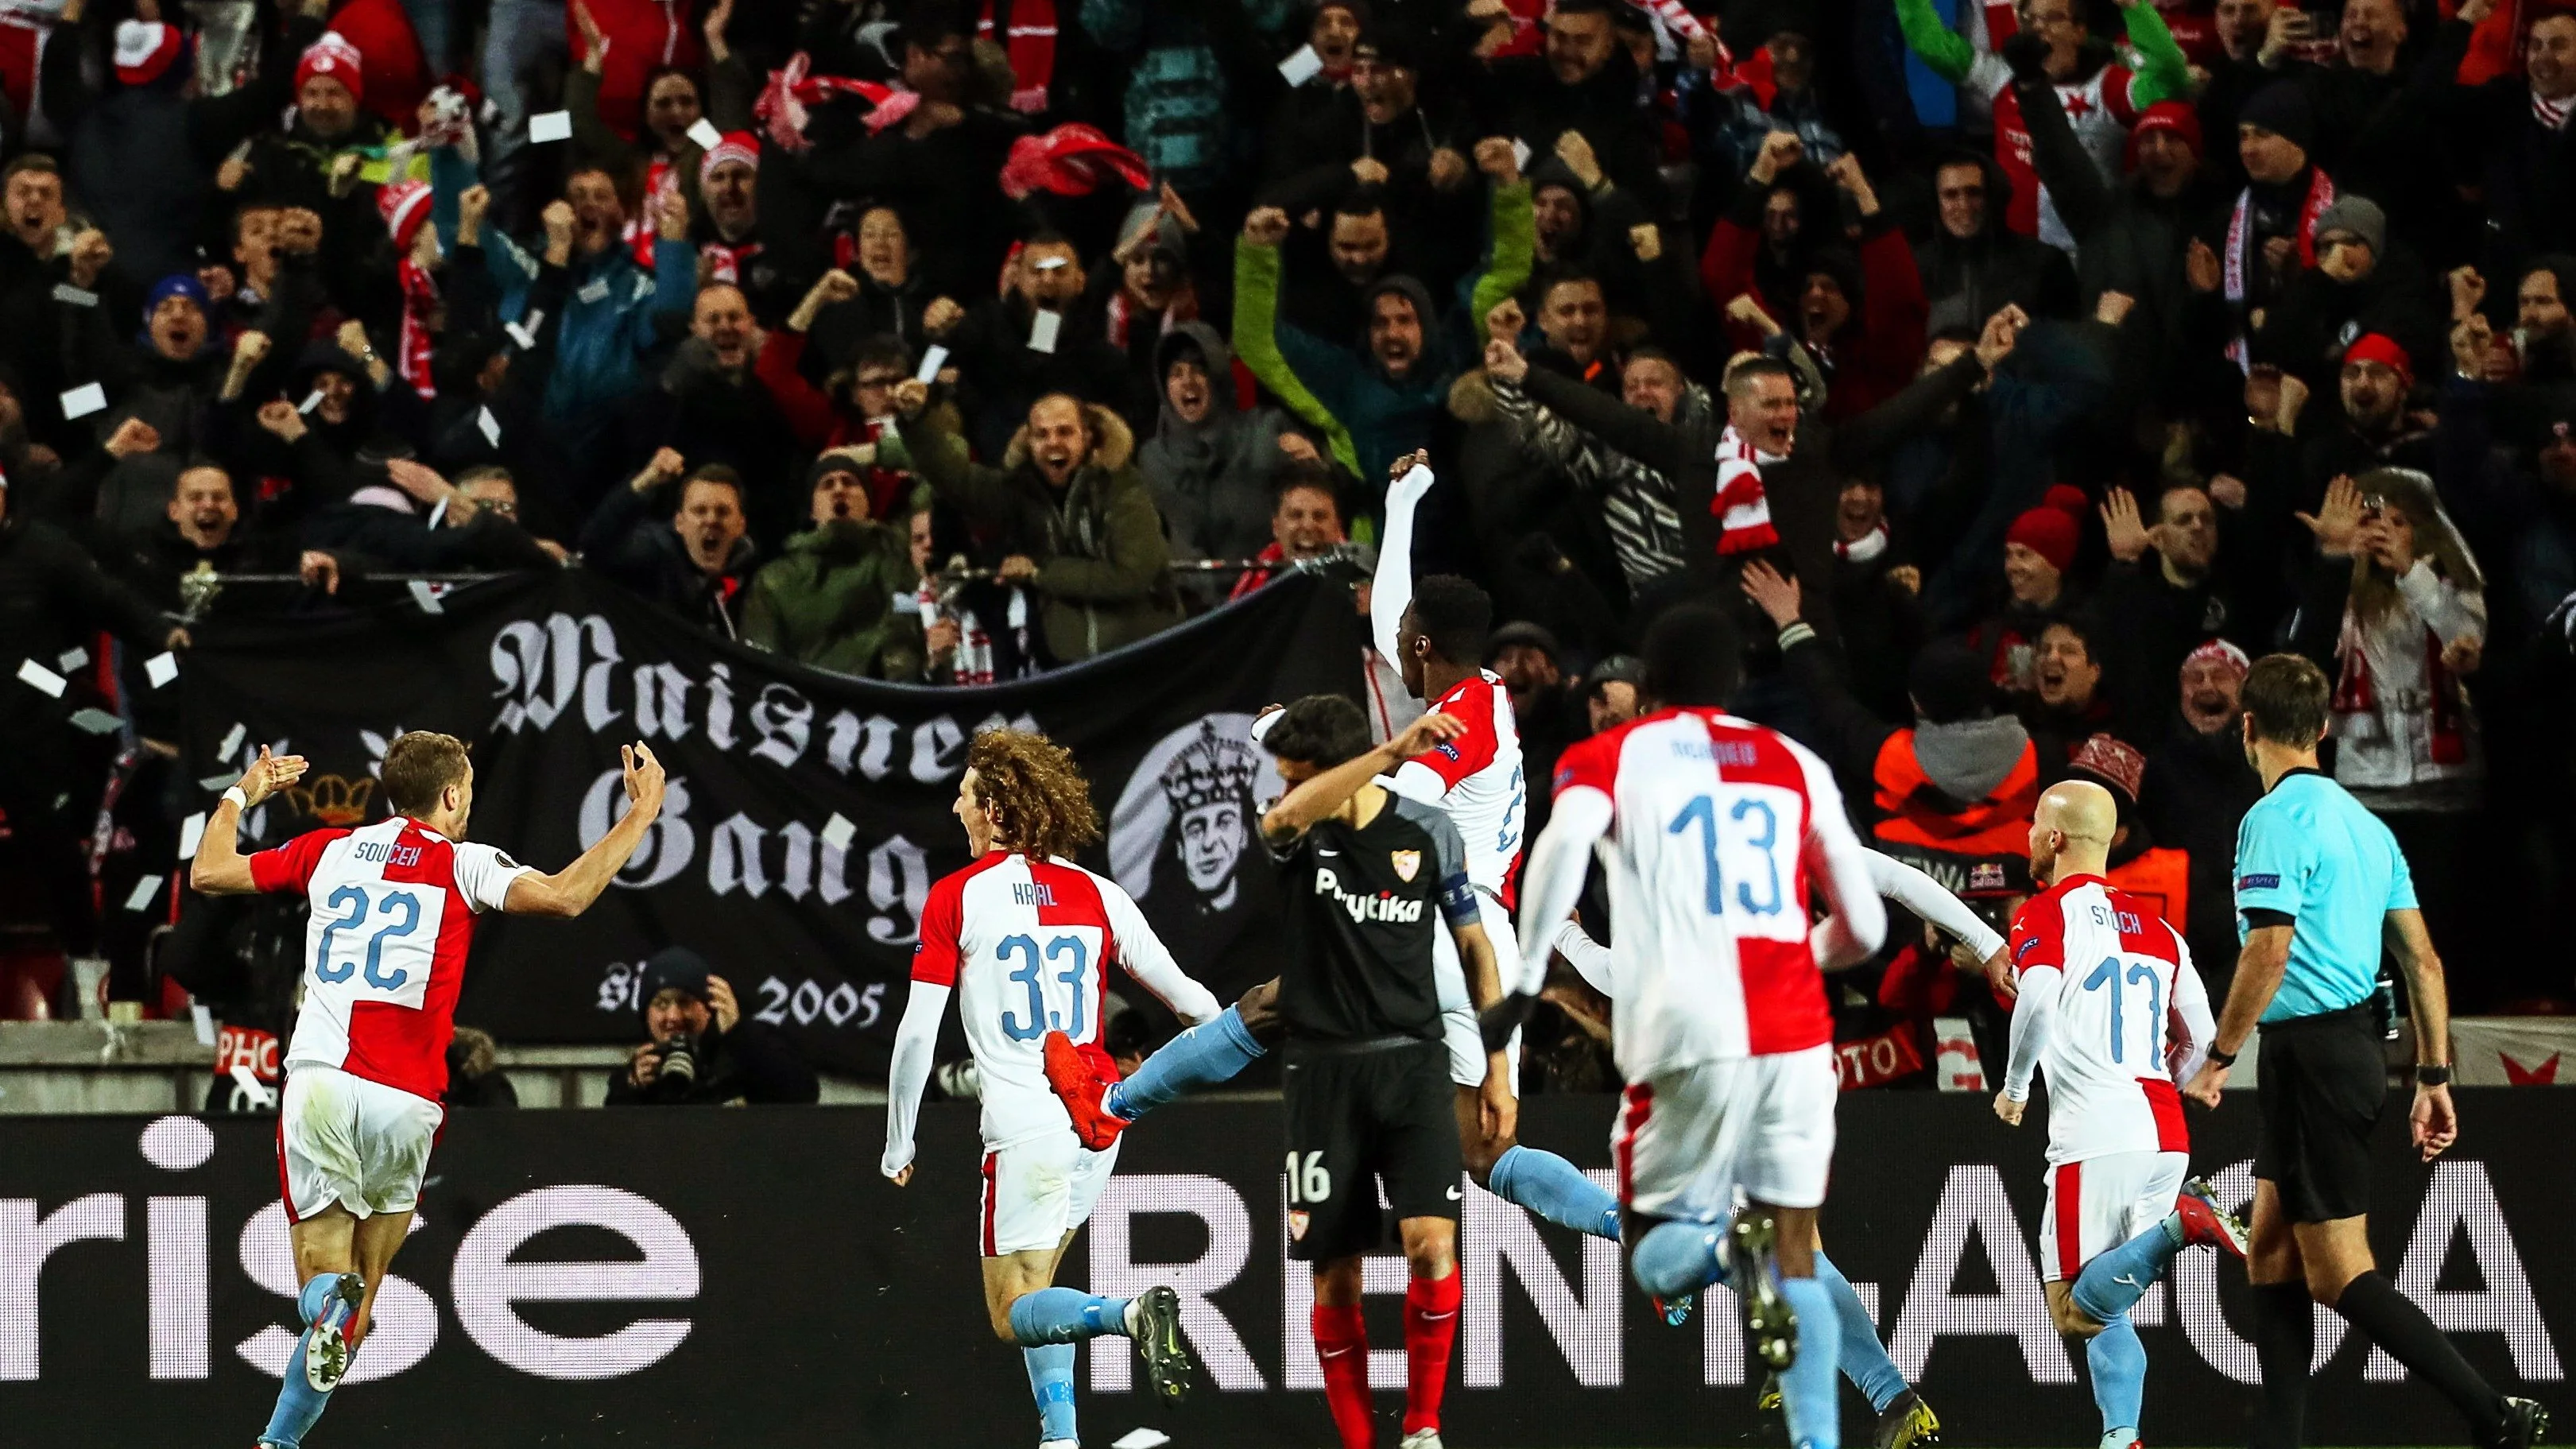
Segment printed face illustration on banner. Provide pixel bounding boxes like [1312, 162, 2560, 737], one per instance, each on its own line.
[1111, 714, 1264, 913]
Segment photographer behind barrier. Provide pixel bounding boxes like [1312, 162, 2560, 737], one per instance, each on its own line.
[606, 947, 821, 1106]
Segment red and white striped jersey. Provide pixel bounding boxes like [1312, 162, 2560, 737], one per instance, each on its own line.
[912, 852, 1220, 1152]
[1388, 669, 1525, 906]
[250, 817, 532, 1104]
[2003, 875, 2210, 1164]
[1551, 707, 1863, 1074]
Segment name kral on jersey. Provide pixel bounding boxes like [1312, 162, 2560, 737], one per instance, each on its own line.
[1011, 881, 1059, 908]
[1312, 867, 1426, 924]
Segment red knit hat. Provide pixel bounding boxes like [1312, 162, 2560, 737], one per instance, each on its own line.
[378, 180, 432, 254]
[2343, 331, 2414, 392]
[2069, 733, 2147, 804]
[2006, 485, 2087, 573]
[296, 31, 364, 103]
[699, 131, 761, 188]
[2125, 101, 2202, 168]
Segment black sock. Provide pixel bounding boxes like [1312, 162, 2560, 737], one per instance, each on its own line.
[2334, 1271, 2508, 1439]
[2251, 1281, 2314, 1449]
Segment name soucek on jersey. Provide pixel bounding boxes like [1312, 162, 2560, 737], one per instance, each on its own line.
[1273, 792, 1481, 1043]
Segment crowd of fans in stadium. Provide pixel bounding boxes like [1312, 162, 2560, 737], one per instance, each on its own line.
[5, 0, 2575, 1056]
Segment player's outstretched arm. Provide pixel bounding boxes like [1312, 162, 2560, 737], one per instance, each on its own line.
[1865, 848, 2005, 963]
[1511, 787, 1609, 1000]
[2183, 924, 2291, 1106]
[504, 745, 666, 916]
[1801, 773, 1887, 971]
[1102, 885, 1222, 1026]
[2384, 909, 2458, 1160]
[1259, 710, 1464, 846]
[1370, 452, 1434, 664]
[191, 746, 312, 895]
[881, 979, 950, 1185]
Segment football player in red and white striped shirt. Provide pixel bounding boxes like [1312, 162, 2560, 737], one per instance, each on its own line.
[882, 729, 1211, 1449]
[192, 733, 667, 1449]
[1511, 603, 1885, 1449]
[1994, 780, 2245, 1449]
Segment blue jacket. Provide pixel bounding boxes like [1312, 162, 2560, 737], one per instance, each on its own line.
[430, 149, 697, 438]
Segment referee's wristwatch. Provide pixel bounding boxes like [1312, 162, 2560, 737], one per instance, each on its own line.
[2416, 1064, 2453, 1087]
[2207, 1046, 2238, 1068]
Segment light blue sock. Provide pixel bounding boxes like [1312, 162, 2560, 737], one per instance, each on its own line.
[1780, 1275, 1843, 1449]
[2086, 1315, 2147, 1443]
[260, 1279, 351, 1449]
[1008, 1287, 1133, 1346]
[1106, 1005, 1266, 1121]
[1025, 1342, 1079, 1443]
[1631, 1221, 1729, 1298]
[1487, 1145, 1623, 1240]
[2070, 1215, 2186, 1323]
[1815, 1250, 1906, 1412]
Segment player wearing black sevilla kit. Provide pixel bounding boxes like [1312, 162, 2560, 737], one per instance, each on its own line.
[1262, 695, 1495, 1449]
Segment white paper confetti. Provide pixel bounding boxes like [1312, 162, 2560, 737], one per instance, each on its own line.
[914, 343, 950, 384]
[125, 874, 165, 911]
[16, 658, 67, 697]
[144, 652, 179, 688]
[190, 1002, 216, 1047]
[687, 117, 725, 151]
[1027, 310, 1062, 355]
[218, 722, 246, 758]
[1111, 1431, 1172, 1449]
[1276, 43, 1323, 84]
[177, 812, 207, 861]
[528, 110, 573, 143]
[57, 646, 88, 672]
[68, 707, 122, 734]
[59, 382, 107, 420]
[477, 405, 502, 447]
[820, 814, 858, 851]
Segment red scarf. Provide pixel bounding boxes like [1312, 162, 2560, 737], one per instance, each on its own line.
[702, 237, 760, 285]
[1104, 281, 1197, 348]
[626, 157, 676, 265]
[2223, 167, 2334, 370]
[1710, 424, 1780, 555]
[753, 52, 912, 152]
[978, 0, 1056, 114]
[396, 258, 438, 400]
[2332, 618, 2467, 765]
[1229, 541, 1288, 601]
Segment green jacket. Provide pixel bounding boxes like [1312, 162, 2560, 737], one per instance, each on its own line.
[1895, 0, 2190, 106]
[742, 521, 926, 680]
[897, 405, 1183, 663]
[1233, 177, 1534, 494]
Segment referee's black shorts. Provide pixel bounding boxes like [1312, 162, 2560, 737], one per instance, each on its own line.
[2255, 1004, 2386, 1222]
[1281, 1036, 1461, 1262]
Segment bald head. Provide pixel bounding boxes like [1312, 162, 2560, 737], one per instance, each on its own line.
[2028, 780, 2116, 885]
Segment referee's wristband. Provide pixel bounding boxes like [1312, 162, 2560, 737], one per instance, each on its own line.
[2207, 1046, 2238, 1068]
[2416, 1064, 2452, 1087]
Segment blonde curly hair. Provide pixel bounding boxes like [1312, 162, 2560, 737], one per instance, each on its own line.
[967, 729, 1101, 860]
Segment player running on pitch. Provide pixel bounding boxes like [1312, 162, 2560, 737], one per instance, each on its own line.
[881, 729, 1210, 1449]
[1545, 845, 1989, 1449]
[1040, 451, 1625, 1250]
[192, 732, 668, 1449]
[1993, 780, 2249, 1449]
[1505, 603, 1886, 1449]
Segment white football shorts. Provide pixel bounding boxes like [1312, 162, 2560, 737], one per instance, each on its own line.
[2037, 1149, 2190, 1283]
[277, 1065, 444, 1222]
[1612, 1044, 1838, 1218]
[979, 1131, 1122, 1257]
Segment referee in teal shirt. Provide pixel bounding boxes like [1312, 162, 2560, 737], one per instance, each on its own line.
[2181, 655, 2543, 1449]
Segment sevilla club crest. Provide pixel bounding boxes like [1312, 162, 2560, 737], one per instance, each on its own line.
[1389, 850, 1421, 882]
